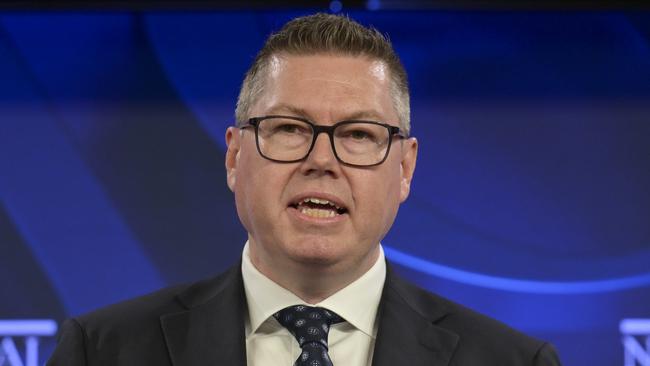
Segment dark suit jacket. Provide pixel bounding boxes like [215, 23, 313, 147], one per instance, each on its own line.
[47, 263, 561, 365]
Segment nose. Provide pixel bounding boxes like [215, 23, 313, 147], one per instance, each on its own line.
[300, 131, 340, 176]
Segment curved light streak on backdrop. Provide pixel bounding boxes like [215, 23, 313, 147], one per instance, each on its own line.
[384, 245, 650, 294]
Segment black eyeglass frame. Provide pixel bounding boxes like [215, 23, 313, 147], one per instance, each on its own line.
[239, 115, 406, 167]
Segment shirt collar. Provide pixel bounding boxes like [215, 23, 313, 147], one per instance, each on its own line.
[241, 241, 386, 338]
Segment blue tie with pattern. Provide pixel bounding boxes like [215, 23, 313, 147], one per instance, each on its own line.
[273, 305, 344, 366]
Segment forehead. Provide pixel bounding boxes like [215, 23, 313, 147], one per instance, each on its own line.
[255, 53, 397, 123]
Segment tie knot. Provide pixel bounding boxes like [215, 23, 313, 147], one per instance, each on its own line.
[273, 305, 344, 348]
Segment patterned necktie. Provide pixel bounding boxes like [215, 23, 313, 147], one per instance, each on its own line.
[273, 305, 344, 366]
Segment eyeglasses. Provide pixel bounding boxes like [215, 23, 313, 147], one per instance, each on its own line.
[239, 115, 406, 167]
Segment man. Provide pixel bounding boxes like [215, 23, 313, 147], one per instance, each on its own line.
[48, 13, 561, 366]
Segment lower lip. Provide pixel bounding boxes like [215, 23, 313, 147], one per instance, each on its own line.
[287, 206, 347, 224]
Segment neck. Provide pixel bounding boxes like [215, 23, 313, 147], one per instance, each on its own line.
[248, 243, 380, 304]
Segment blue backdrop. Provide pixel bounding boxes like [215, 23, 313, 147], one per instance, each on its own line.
[1, 9, 649, 366]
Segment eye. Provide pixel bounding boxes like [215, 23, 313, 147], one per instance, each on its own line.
[274, 123, 309, 134]
[348, 129, 372, 140]
[339, 127, 379, 142]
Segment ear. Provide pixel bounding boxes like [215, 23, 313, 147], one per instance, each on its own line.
[225, 127, 241, 192]
[399, 137, 418, 203]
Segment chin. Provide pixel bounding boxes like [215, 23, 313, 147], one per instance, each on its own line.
[286, 241, 346, 267]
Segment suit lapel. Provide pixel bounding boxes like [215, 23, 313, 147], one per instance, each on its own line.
[158, 261, 459, 366]
[160, 265, 247, 366]
[372, 268, 459, 366]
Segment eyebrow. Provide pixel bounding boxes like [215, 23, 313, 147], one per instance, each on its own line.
[266, 104, 386, 123]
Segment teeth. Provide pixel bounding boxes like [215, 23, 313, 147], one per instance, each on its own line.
[300, 207, 337, 218]
[302, 197, 341, 210]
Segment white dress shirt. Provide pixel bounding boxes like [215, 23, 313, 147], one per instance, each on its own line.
[241, 242, 386, 366]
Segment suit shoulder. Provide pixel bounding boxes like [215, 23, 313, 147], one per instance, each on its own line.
[76, 282, 188, 330]
[388, 274, 549, 361]
[74, 267, 237, 345]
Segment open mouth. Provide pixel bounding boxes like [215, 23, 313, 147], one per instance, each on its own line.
[289, 197, 348, 218]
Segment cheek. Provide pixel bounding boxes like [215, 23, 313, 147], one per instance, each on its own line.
[233, 192, 251, 232]
[352, 169, 402, 225]
[233, 148, 267, 230]
[379, 177, 402, 218]
[235, 156, 292, 221]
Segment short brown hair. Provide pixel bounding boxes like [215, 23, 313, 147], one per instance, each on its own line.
[235, 13, 411, 136]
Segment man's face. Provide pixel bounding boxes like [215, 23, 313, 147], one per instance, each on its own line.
[226, 54, 417, 279]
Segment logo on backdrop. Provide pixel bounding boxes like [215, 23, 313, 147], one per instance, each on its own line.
[621, 319, 650, 366]
[0, 320, 57, 366]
